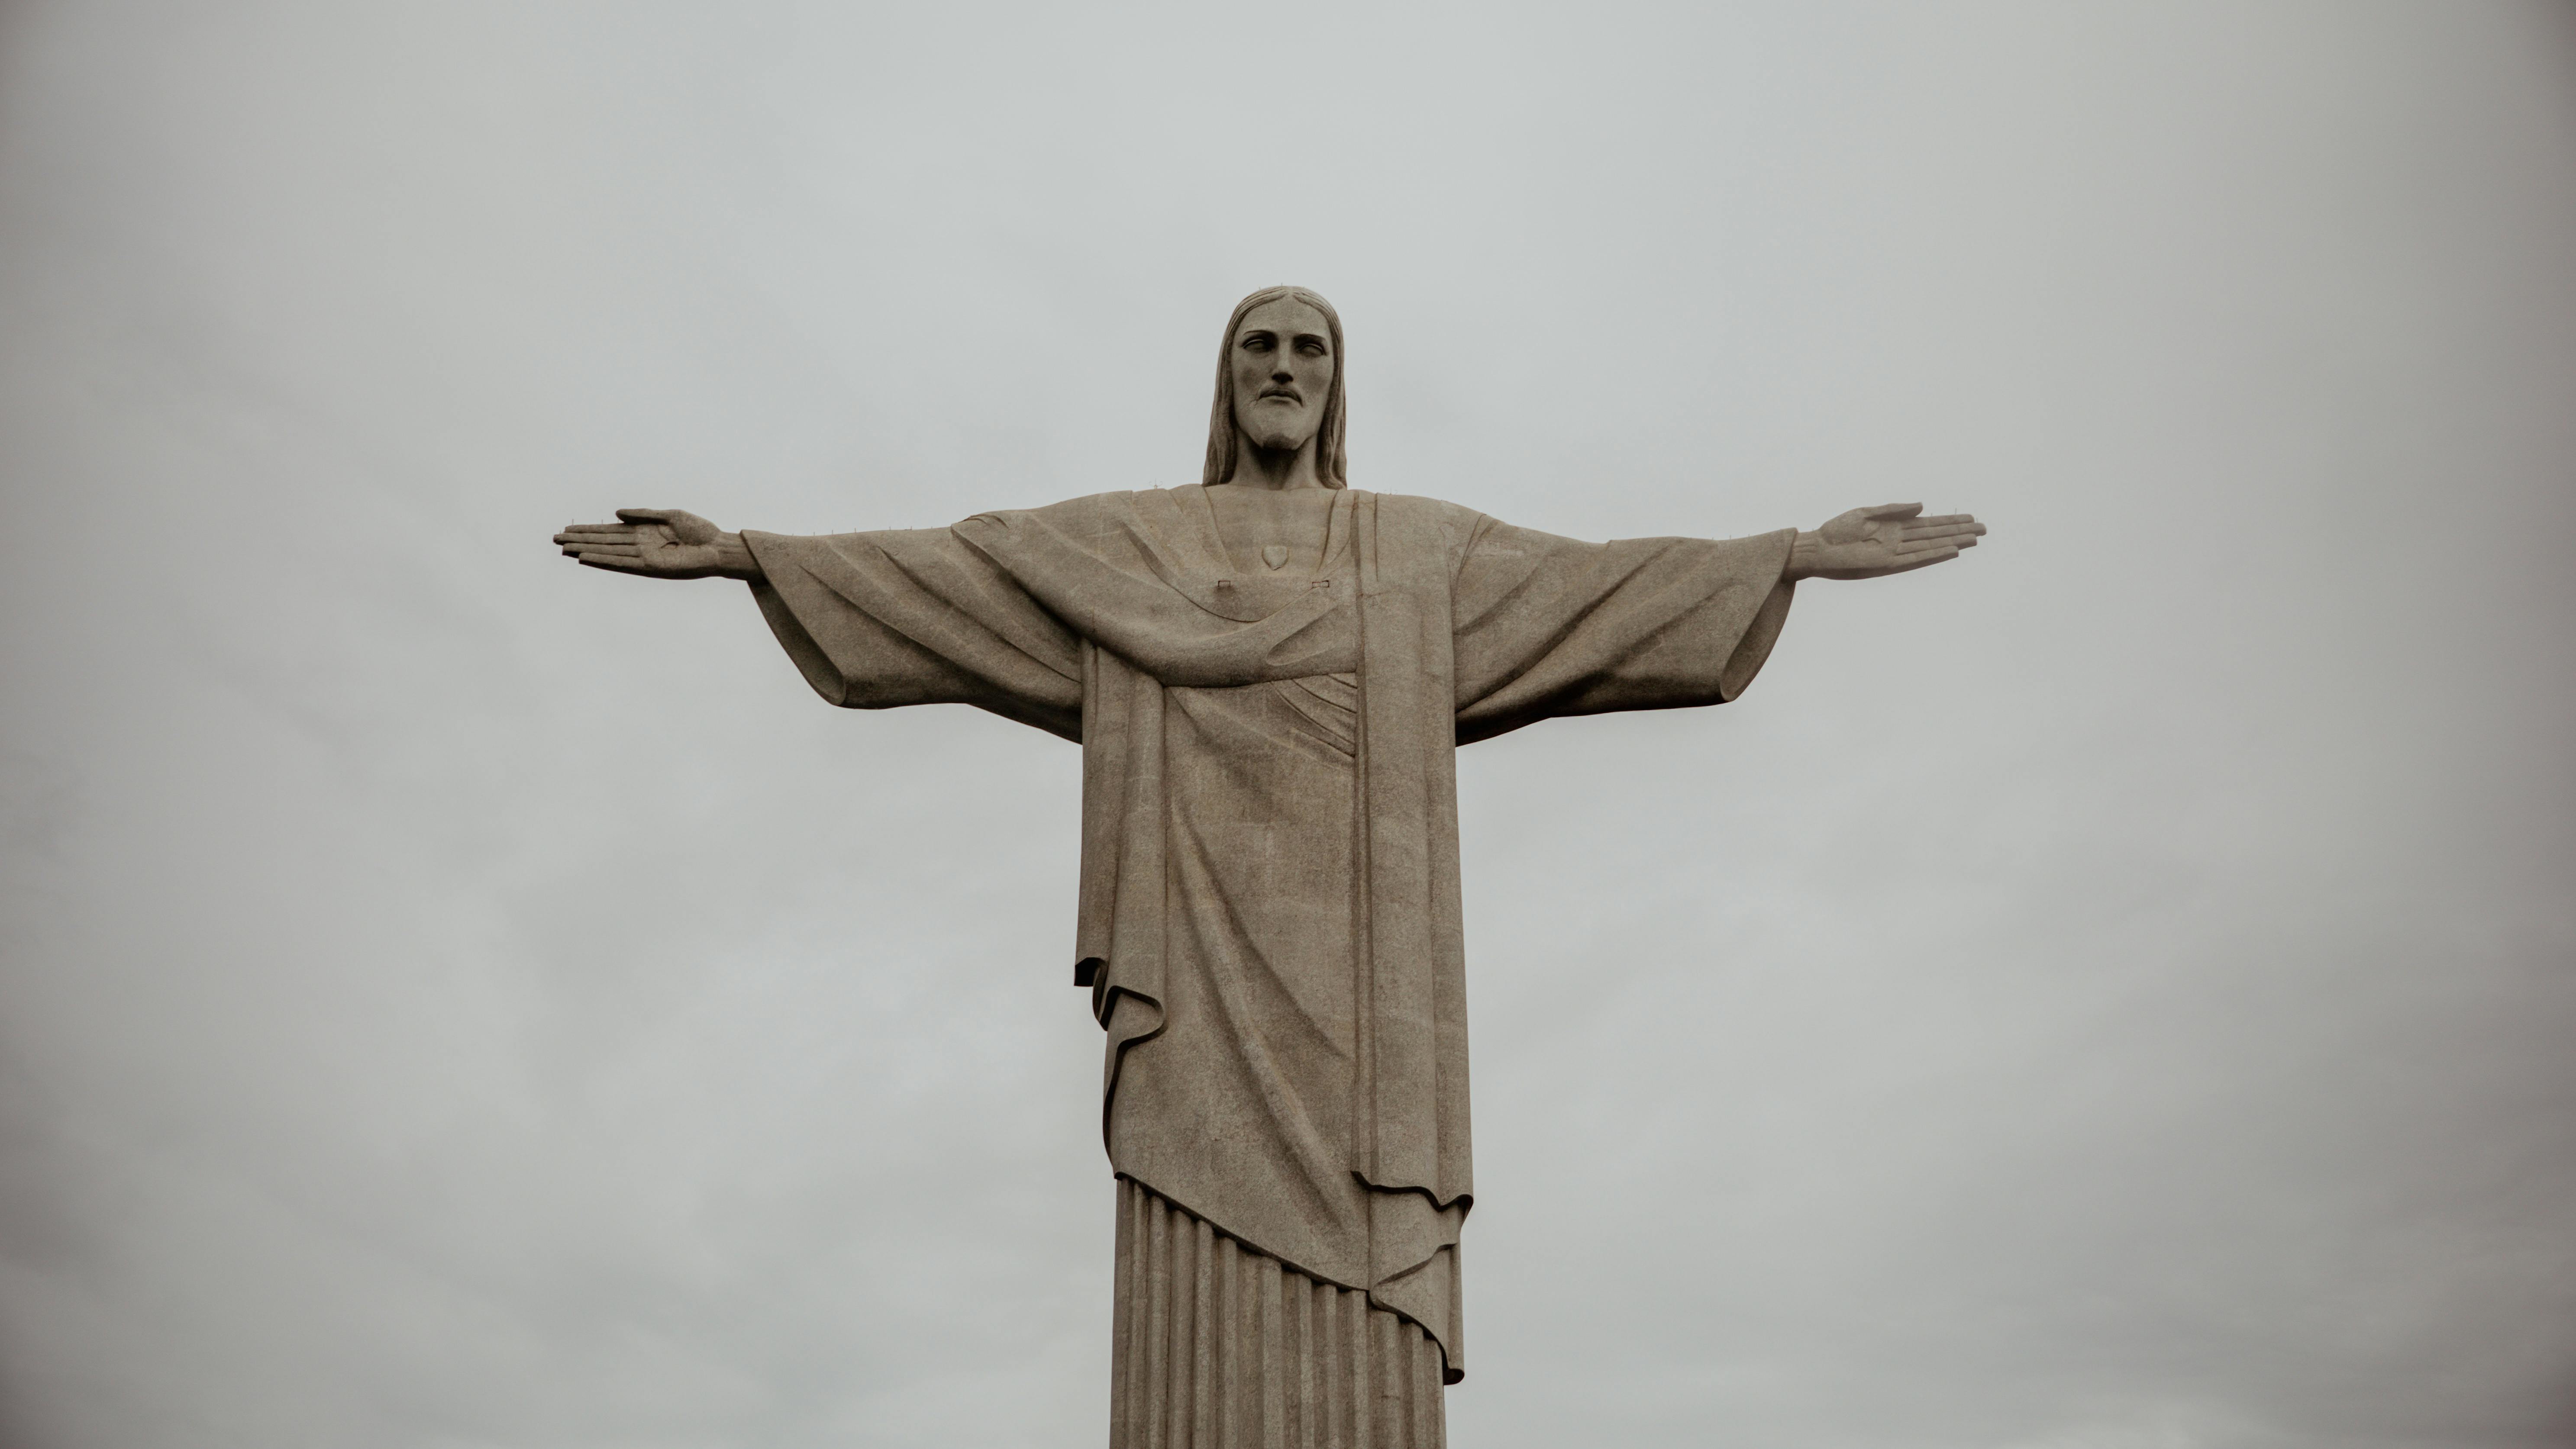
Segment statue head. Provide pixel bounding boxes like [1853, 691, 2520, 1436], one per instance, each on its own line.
[1202, 286, 1347, 489]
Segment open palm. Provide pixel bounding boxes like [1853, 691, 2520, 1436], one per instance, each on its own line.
[552, 509, 755, 580]
[1788, 503, 1985, 581]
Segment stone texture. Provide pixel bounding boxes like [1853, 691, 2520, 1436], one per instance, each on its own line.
[736, 485, 1800, 1387]
[1113, 1176, 1447, 1449]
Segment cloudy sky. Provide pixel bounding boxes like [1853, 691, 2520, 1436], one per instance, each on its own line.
[2, 3, 2571, 1446]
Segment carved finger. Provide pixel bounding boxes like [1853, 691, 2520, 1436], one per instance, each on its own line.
[1893, 536, 1974, 556]
[563, 543, 642, 557]
[574, 553, 651, 573]
[1905, 513, 1976, 528]
[1899, 522, 1985, 542]
[615, 508, 676, 524]
[555, 526, 636, 542]
[1864, 502, 1924, 521]
[1893, 545, 1960, 570]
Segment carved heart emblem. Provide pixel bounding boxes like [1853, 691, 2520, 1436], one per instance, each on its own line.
[1261, 544, 1290, 570]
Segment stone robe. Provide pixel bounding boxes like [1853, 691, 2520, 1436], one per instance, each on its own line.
[740, 486, 1795, 1385]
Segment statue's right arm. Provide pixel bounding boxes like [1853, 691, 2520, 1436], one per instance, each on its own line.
[554, 508, 763, 581]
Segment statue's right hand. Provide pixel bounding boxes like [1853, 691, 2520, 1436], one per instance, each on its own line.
[554, 509, 760, 580]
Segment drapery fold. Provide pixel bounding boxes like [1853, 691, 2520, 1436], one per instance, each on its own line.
[741, 487, 1795, 1385]
[1113, 1175, 1448, 1449]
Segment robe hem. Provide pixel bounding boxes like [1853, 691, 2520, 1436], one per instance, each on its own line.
[1111, 1170, 1465, 1385]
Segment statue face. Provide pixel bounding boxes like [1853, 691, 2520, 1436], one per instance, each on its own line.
[1228, 297, 1336, 455]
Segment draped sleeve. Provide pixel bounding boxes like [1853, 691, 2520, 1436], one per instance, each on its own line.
[739, 526, 1086, 742]
[1446, 515, 1799, 745]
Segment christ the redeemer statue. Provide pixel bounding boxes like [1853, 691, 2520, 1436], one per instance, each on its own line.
[555, 286, 1984, 1448]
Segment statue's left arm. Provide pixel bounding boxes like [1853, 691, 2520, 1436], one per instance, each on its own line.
[555, 506, 1085, 741]
[1446, 502, 1982, 744]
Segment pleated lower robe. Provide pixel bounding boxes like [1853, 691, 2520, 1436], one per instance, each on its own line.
[1113, 1177, 1448, 1449]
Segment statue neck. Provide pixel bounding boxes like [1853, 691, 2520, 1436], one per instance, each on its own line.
[1230, 434, 1328, 491]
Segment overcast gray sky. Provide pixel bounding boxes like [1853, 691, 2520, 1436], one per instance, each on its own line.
[1, 3, 2571, 1446]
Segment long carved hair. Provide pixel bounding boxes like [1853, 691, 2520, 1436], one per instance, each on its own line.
[1201, 286, 1349, 489]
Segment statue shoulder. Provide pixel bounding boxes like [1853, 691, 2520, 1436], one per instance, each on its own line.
[959, 489, 1146, 534]
[1361, 489, 1483, 519]
[1356, 490, 1494, 559]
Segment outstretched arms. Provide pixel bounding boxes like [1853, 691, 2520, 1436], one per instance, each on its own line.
[557, 502, 1981, 586]
[555, 509, 763, 581]
[1785, 504, 1985, 582]
[1444, 498, 1986, 742]
[555, 507, 1087, 739]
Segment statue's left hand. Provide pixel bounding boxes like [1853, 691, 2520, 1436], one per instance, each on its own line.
[553, 509, 762, 581]
[1786, 504, 1985, 582]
